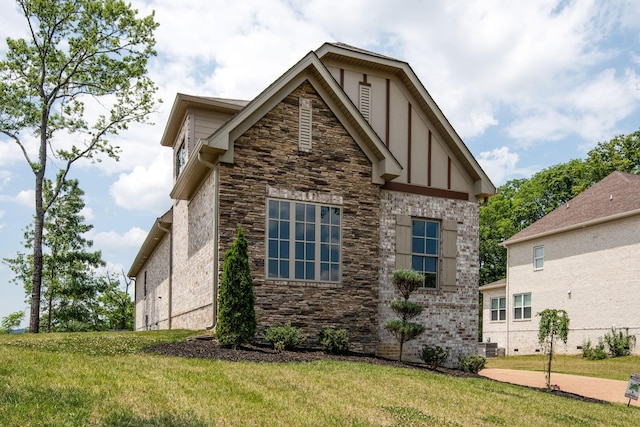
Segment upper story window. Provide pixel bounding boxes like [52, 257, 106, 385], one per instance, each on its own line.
[176, 139, 186, 178]
[411, 219, 439, 288]
[267, 199, 341, 282]
[513, 293, 531, 320]
[533, 246, 544, 270]
[491, 297, 506, 321]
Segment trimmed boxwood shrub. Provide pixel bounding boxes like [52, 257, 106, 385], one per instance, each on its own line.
[420, 345, 449, 369]
[458, 354, 486, 373]
[263, 322, 306, 351]
[319, 327, 349, 354]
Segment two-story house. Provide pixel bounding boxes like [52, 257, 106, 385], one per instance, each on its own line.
[129, 43, 495, 364]
[481, 171, 640, 355]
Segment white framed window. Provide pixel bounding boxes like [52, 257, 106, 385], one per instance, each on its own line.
[491, 297, 506, 321]
[513, 293, 531, 320]
[411, 219, 439, 288]
[533, 246, 544, 270]
[267, 199, 341, 282]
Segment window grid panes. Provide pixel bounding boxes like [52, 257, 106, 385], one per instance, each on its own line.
[491, 297, 506, 321]
[267, 200, 341, 282]
[411, 219, 439, 288]
[267, 200, 290, 279]
[534, 246, 544, 270]
[513, 293, 531, 320]
[176, 141, 186, 178]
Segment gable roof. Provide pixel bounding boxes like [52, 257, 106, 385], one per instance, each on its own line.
[479, 278, 506, 291]
[504, 172, 640, 246]
[160, 94, 248, 148]
[171, 48, 404, 200]
[316, 42, 496, 199]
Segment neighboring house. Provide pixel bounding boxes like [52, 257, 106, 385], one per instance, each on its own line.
[480, 171, 640, 355]
[128, 43, 495, 364]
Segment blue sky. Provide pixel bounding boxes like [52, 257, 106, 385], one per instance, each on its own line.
[1, 0, 639, 325]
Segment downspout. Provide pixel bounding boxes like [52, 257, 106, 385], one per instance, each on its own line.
[157, 222, 172, 329]
[505, 246, 510, 356]
[198, 150, 220, 331]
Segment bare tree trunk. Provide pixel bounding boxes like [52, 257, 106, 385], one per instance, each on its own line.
[29, 110, 49, 333]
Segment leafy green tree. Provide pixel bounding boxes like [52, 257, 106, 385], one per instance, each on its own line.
[537, 309, 569, 391]
[98, 272, 134, 331]
[0, 0, 159, 333]
[1, 311, 25, 334]
[4, 178, 106, 332]
[586, 129, 640, 183]
[215, 228, 257, 348]
[384, 269, 426, 361]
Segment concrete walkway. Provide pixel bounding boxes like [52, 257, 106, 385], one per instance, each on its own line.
[479, 368, 639, 407]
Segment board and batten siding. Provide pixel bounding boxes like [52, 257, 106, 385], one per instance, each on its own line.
[324, 63, 474, 198]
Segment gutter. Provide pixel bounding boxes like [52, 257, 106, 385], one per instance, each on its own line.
[197, 149, 220, 331]
[157, 222, 172, 329]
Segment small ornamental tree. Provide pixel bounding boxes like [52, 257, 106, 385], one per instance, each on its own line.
[384, 269, 426, 361]
[215, 228, 257, 348]
[537, 309, 570, 391]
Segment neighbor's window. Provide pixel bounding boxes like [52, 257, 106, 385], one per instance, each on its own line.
[176, 140, 186, 178]
[491, 297, 506, 321]
[533, 246, 544, 270]
[513, 293, 531, 320]
[267, 199, 341, 282]
[411, 219, 439, 288]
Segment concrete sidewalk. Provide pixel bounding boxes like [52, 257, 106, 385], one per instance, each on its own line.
[479, 368, 639, 407]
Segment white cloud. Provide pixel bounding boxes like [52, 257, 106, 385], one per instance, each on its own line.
[14, 190, 34, 208]
[477, 146, 537, 185]
[80, 206, 95, 221]
[86, 227, 148, 253]
[109, 150, 172, 213]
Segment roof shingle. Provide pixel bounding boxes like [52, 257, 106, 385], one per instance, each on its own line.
[504, 171, 640, 244]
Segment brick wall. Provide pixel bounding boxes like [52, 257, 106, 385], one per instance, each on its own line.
[506, 215, 640, 355]
[135, 233, 170, 330]
[378, 190, 480, 366]
[217, 80, 381, 353]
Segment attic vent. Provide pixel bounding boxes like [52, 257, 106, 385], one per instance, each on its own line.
[359, 83, 371, 122]
[299, 97, 312, 152]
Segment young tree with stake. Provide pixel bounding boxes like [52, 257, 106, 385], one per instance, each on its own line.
[537, 309, 570, 391]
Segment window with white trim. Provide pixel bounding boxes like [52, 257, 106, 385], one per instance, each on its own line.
[533, 246, 544, 270]
[411, 219, 439, 288]
[490, 297, 506, 321]
[513, 293, 531, 320]
[267, 199, 341, 282]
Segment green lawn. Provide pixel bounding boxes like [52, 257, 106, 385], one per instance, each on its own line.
[1, 331, 638, 426]
[485, 353, 640, 381]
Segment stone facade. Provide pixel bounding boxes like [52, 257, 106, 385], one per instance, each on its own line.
[378, 190, 480, 365]
[217, 81, 381, 353]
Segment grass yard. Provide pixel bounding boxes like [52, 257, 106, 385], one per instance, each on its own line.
[485, 353, 640, 381]
[0, 331, 638, 426]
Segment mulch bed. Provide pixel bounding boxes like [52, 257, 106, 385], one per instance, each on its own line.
[143, 338, 607, 404]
